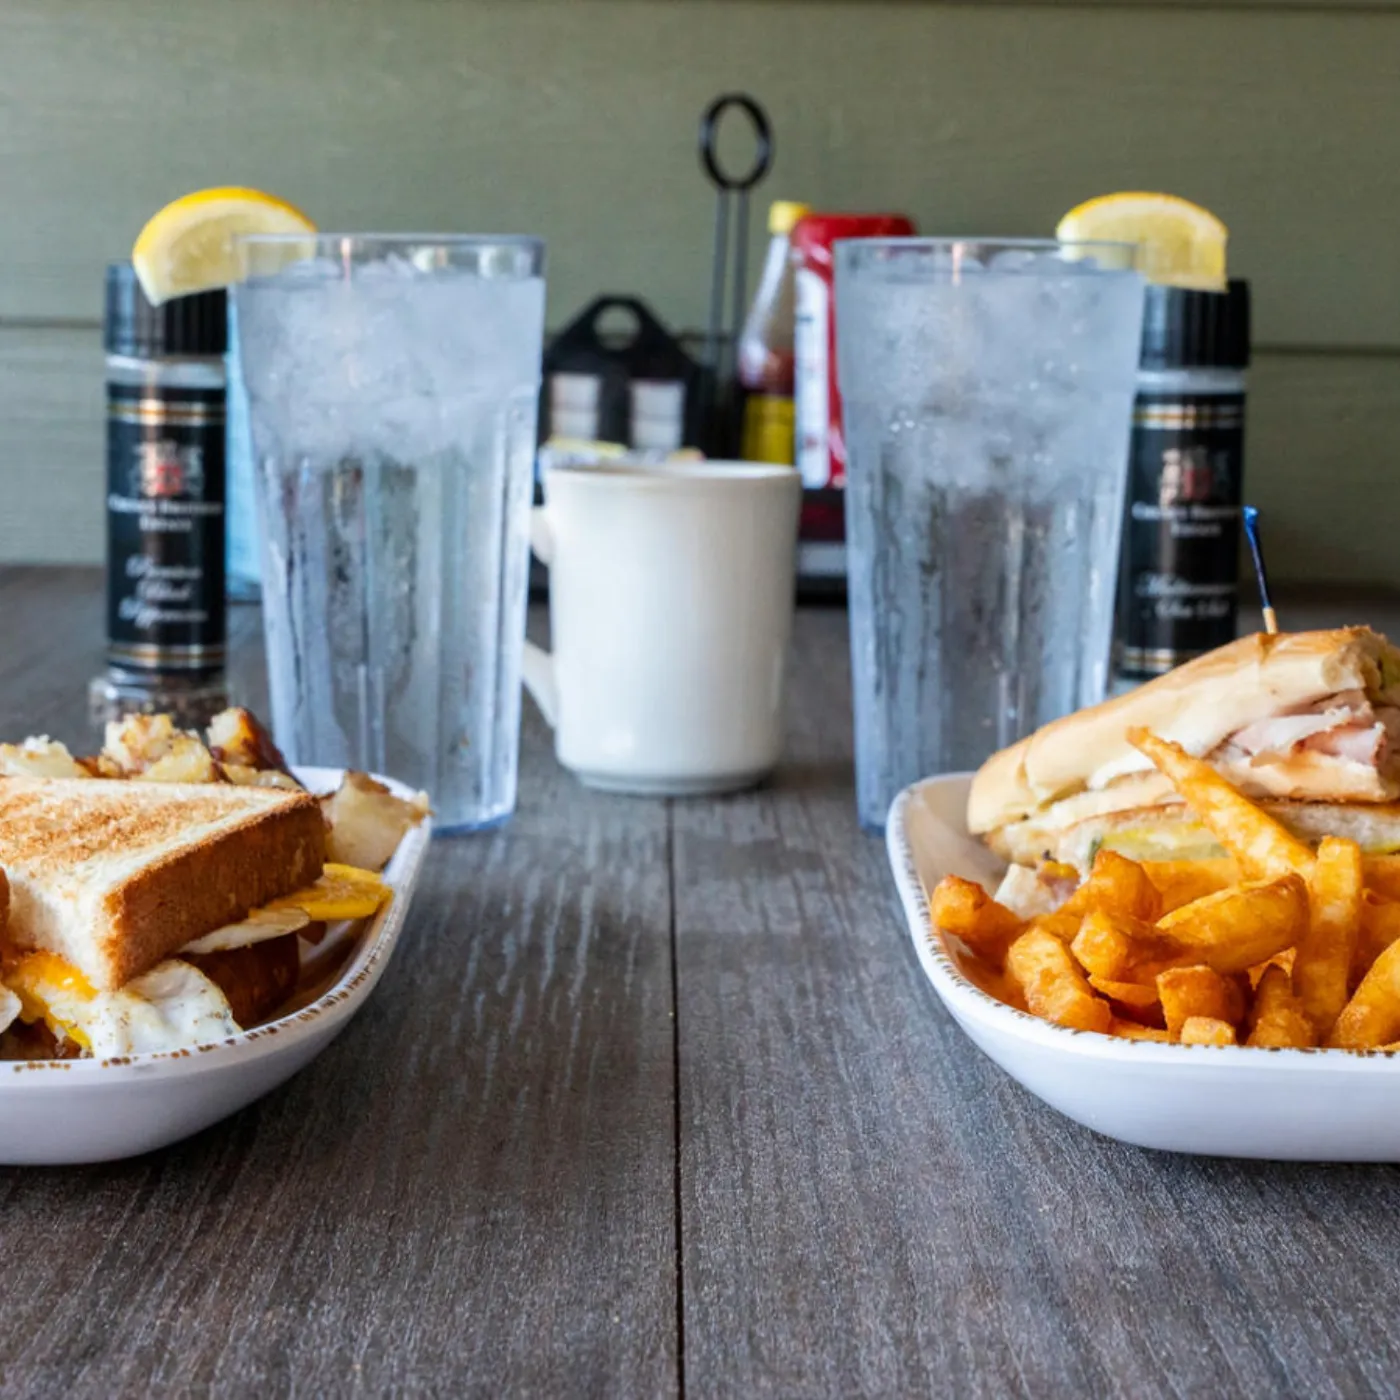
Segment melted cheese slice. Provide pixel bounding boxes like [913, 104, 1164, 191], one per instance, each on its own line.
[264, 863, 391, 922]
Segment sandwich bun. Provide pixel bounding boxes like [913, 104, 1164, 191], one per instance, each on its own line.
[969, 627, 1400, 837]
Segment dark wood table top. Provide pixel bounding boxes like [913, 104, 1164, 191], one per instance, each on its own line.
[3, 567, 1400, 1399]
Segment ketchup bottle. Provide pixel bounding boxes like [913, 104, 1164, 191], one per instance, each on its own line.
[737, 200, 810, 464]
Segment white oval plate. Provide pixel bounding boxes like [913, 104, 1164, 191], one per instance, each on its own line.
[0, 767, 430, 1166]
[888, 774, 1400, 1161]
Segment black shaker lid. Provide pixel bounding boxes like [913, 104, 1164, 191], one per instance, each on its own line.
[104, 262, 227, 357]
[1140, 278, 1250, 370]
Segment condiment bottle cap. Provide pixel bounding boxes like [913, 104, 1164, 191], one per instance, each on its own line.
[104, 262, 227, 358]
[768, 201, 813, 236]
[1140, 279, 1250, 370]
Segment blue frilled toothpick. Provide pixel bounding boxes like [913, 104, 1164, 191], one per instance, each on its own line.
[1242, 505, 1279, 635]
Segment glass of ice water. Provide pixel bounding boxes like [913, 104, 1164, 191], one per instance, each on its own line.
[834, 238, 1145, 831]
[233, 234, 546, 832]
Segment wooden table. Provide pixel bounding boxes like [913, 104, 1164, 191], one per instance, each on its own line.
[3, 567, 1400, 1398]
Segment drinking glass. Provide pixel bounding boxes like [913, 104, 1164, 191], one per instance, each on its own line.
[834, 238, 1145, 830]
[233, 234, 546, 831]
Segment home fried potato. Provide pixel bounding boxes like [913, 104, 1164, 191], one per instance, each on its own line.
[1179, 1016, 1238, 1047]
[1157, 965, 1246, 1040]
[1005, 928, 1112, 1033]
[929, 876, 1022, 963]
[1328, 938, 1400, 1049]
[1142, 858, 1239, 914]
[1155, 875, 1308, 975]
[1294, 836, 1363, 1037]
[1059, 849, 1162, 923]
[1127, 729, 1315, 881]
[320, 771, 430, 872]
[1245, 965, 1318, 1049]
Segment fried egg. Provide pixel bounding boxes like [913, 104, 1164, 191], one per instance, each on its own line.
[6, 952, 240, 1056]
[179, 906, 309, 955]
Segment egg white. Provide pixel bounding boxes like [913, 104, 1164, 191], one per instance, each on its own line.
[179, 906, 309, 955]
[35, 960, 241, 1056]
[0, 982, 19, 1036]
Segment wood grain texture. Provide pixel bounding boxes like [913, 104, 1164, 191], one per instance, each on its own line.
[2, 0, 1400, 348]
[0, 575, 677, 1399]
[672, 603, 1400, 1398]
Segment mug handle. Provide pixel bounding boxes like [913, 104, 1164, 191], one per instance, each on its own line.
[521, 506, 559, 728]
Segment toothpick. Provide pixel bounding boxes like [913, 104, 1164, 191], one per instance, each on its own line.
[1241, 505, 1279, 635]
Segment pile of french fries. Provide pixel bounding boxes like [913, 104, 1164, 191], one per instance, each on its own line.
[930, 727, 1400, 1050]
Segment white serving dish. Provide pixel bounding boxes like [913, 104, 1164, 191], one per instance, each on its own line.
[0, 767, 430, 1166]
[888, 773, 1400, 1161]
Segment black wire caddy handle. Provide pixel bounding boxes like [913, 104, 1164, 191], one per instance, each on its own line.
[698, 92, 774, 455]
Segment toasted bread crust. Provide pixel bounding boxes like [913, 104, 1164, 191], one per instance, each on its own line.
[98, 798, 325, 989]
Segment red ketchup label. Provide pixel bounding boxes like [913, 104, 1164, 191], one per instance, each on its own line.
[792, 213, 915, 499]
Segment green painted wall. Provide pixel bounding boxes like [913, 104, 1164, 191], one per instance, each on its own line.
[2, 0, 1397, 580]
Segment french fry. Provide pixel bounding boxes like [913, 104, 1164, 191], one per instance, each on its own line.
[1179, 1016, 1238, 1047]
[1356, 894, 1400, 982]
[1005, 927, 1112, 1034]
[1245, 965, 1318, 1049]
[1025, 912, 1082, 944]
[1071, 909, 1180, 982]
[1088, 975, 1162, 1012]
[1127, 729, 1316, 881]
[1294, 836, 1363, 1037]
[1059, 849, 1162, 923]
[1247, 947, 1296, 988]
[1155, 875, 1307, 975]
[929, 875, 1022, 963]
[1328, 938, 1400, 1049]
[1157, 965, 1246, 1039]
[1363, 854, 1400, 903]
[1142, 858, 1240, 914]
[1110, 1017, 1172, 1042]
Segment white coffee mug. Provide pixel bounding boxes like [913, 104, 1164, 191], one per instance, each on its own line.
[522, 460, 801, 795]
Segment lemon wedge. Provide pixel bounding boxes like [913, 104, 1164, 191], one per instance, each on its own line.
[1056, 193, 1227, 292]
[266, 863, 391, 924]
[132, 187, 316, 305]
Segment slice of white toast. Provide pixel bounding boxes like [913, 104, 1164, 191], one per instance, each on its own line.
[0, 777, 325, 991]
